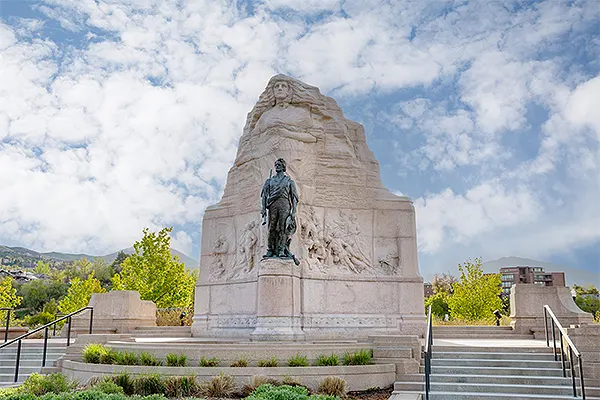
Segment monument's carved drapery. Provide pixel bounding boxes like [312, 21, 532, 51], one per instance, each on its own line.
[193, 75, 425, 340]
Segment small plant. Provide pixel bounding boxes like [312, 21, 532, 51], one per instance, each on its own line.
[230, 356, 249, 367]
[134, 374, 165, 396]
[257, 356, 278, 367]
[317, 376, 347, 397]
[82, 344, 107, 364]
[19, 373, 76, 396]
[248, 384, 309, 400]
[119, 351, 139, 366]
[242, 375, 281, 397]
[165, 353, 187, 367]
[315, 354, 339, 366]
[106, 373, 135, 396]
[99, 349, 117, 365]
[164, 376, 199, 398]
[91, 381, 124, 395]
[343, 349, 372, 365]
[288, 354, 309, 367]
[139, 352, 162, 366]
[199, 373, 235, 398]
[282, 375, 305, 388]
[199, 356, 220, 367]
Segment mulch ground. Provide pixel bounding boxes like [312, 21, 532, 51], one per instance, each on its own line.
[346, 386, 394, 400]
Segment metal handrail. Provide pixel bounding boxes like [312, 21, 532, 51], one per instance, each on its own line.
[0, 306, 93, 382]
[424, 304, 433, 400]
[0, 308, 12, 343]
[544, 305, 585, 399]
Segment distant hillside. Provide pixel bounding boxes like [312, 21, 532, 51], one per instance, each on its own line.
[482, 256, 599, 287]
[0, 245, 198, 270]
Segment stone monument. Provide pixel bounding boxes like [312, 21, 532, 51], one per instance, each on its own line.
[192, 75, 425, 340]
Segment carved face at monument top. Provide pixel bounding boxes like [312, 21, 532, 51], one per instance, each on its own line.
[273, 81, 291, 103]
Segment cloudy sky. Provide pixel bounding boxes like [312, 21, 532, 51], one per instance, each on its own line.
[0, 0, 598, 279]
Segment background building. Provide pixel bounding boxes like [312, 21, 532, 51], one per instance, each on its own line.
[499, 266, 565, 295]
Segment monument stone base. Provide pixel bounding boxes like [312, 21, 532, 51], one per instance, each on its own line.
[251, 258, 305, 341]
[510, 284, 593, 336]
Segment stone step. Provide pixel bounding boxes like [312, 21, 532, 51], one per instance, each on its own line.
[425, 391, 599, 399]
[433, 326, 514, 331]
[432, 351, 555, 361]
[0, 359, 61, 367]
[134, 326, 191, 331]
[433, 334, 534, 339]
[427, 366, 565, 377]
[433, 358, 559, 368]
[395, 382, 579, 396]
[428, 374, 572, 386]
[432, 346, 551, 354]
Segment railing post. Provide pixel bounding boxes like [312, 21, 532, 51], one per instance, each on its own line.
[551, 319, 557, 361]
[569, 347, 576, 397]
[559, 331, 566, 377]
[543, 307, 549, 347]
[4, 310, 10, 343]
[42, 327, 49, 368]
[89, 308, 93, 334]
[53, 321, 57, 337]
[579, 356, 586, 399]
[14, 339, 21, 383]
[66, 316, 72, 347]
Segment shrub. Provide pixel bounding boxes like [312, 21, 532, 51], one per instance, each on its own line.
[105, 373, 135, 396]
[90, 381, 124, 395]
[241, 376, 281, 397]
[230, 356, 249, 367]
[282, 376, 305, 388]
[82, 344, 108, 364]
[165, 353, 187, 367]
[164, 376, 199, 398]
[343, 349, 372, 365]
[111, 351, 139, 366]
[315, 354, 339, 366]
[133, 374, 165, 396]
[199, 356, 220, 367]
[199, 373, 235, 398]
[19, 373, 76, 396]
[257, 357, 278, 367]
[139, 352, 161, 367]
[99, 349, 116, 365]
[23, 312, 55, 329]
[247, 384, 309, 400]
[288, 354, 309, 367]
[317, 377, 346, 397]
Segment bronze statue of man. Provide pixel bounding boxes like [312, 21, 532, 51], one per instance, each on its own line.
[261, 158, 299, 264]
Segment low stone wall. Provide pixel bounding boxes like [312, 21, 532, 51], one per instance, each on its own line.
[5, 327, 28, 340]
[61, 360, 396, 392]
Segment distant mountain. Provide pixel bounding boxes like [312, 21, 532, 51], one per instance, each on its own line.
[482, 256, 599, 287]
[0, 245, 199, 270]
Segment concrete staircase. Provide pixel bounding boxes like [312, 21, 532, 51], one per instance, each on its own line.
[0, 340, 67, 386]
[394, 344, 600, 399]
[132, 326, 192, 337]
[433, 325, 533, 340]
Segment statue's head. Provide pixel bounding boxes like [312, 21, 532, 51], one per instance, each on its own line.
[273, 80, 292, 104]
[274, 158, 287, 172]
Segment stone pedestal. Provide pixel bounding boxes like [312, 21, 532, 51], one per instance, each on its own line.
[510, 284, 593, 336]
[251, 258, 305, 341]
[566, 325, 600, 381]
[69, 290, 156, 336]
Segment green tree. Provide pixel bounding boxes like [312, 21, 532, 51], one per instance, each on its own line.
[447, 258, 503, 322]
[112, 227, 197, 308]
[17, 280, 68, 314]
[34, 261, 51, 275]
[110, 251, 129, 275]
[0, 277, 23, 323]
[58, 273, 106, 314]
[425, 292, 449, 318]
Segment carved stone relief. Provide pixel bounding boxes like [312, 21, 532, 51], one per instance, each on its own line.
[210, 234, 229, 280]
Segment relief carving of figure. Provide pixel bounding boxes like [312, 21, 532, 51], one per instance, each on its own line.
[210, 234, 229, 279]
[238, 220, 258, 272]
[261, 158, 300, 265]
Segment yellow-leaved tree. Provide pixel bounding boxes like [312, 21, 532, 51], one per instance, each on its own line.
[58, 273, 106, 314]
[0, 277, 22, 323]
[111, 227, 197, 308]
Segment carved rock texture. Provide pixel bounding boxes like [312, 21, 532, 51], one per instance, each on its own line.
[193, 75, 425, 339]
